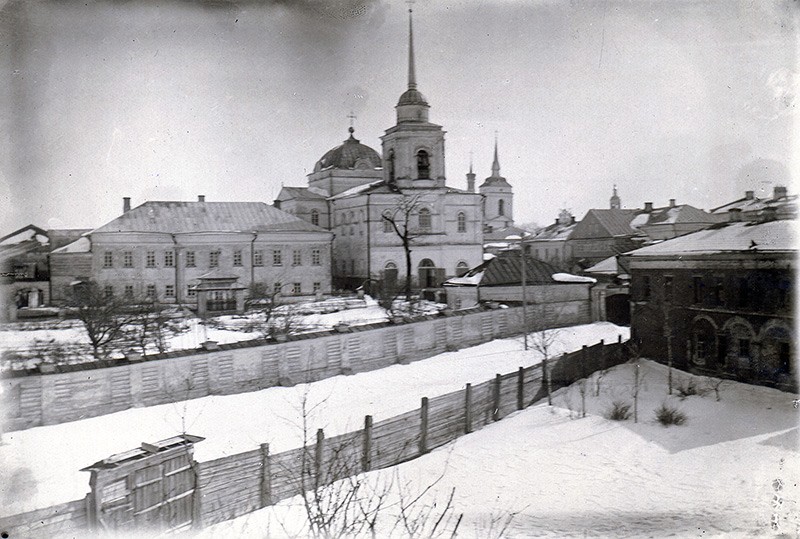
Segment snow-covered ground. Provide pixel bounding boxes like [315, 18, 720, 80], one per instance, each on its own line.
[0, 296, 445, 369]
[201, 361, 800, 538]
[0, 322, 626, 516]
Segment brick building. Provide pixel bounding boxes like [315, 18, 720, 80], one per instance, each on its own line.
[626, 216, 795, 390]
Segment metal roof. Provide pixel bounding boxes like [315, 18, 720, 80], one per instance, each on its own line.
[91, 201, 327, 234]
[627, 219, 797, 256]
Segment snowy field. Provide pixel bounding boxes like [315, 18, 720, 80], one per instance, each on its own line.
[201, 361, 800, 539]
[0, 322, 626, 517]
[0, 296, 443, 369]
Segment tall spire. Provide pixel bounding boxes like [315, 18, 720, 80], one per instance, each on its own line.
[407, 4, 417, 90]
[491, 132, 501, 177]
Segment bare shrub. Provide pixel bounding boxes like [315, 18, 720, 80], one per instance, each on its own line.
[654, 403, 687, 426]
[675, 379, 701, 400]
[704, 376, 727, 401]
[606, 400, 632, 421]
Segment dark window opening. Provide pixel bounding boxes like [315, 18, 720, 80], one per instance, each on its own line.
[416, 150, 430, 179]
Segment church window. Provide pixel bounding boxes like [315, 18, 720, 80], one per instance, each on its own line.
[272, 249, 282, 266]
[186, 251, 196, 268]
[350, 211, 355, 224]
[311, 209, 319, 226]
[312, 249, 321, 266]
[123, 251, 133, 268]
[209, 250, 220, 268]
[416, 150, 430, 179]
[383, 211, 393, 233]
[498, 199, 505, 217]
[146, 251, 156, 268]
[456, 261, 469, 277]
[457, 212, 466, 233]
[103, 251, 113, 268]
[292, 250, 302, 266]
[233, 250, 243, 267]
[254, 250, 264, 267]
[385, 261, 397, 270]
[387, 150, 395, 182]
[164, 250, 174, 267]
[418, 208, 431, 230]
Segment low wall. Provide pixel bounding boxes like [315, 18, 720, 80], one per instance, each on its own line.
[2, 303, 592, 431]
[0, 338, 628, 534]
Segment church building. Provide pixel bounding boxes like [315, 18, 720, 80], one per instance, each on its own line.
[275, 7, 512, 293]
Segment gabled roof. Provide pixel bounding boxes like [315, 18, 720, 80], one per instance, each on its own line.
[91, 201, 327, 234]
[638, 205, 717, 227]
[531, 221, 577, 242]
[0, 224, 49, 246]
[576, 209, 642, 238]
[627, 219, 796, 257]
[446, 251, 589, 287]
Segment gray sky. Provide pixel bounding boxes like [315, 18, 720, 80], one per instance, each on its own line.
[0, 0, 797, 233]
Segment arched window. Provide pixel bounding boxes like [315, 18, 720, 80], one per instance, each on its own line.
[456, 261, 469, 277]
[498, 199, 505, 216]
[457, 212, 466, 233]
[310, 209, 319, 226]
[385, 261, 397, 270]
[349, 211, 355, 224]
[416, 150, 430, 179]
[418, 208, 431, 230]
[382, 211, 393, 233]
[418, 258, 436, 288]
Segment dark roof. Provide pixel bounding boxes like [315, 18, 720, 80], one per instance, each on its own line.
[314, 128, 382, 172]
[91, 201, 327, 234]
[481, 251, 562, 286]
[397, 87, 429, 107]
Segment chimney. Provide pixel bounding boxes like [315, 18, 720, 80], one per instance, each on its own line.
[728, 208, 742, 222]
[669, 198, 676, 208]
[198, 195, 206, 202]
[123, 197, 131, 213]
[773, 185, 787, 199]
[644, 202, 653, 212]
[745, 190, 754, 200]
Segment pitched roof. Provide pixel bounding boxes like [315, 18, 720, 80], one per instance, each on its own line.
[583, 209, 642, 237]
[627, 219, 796, 257]
[448, 251, 570, 287]
[639, 205, 717, 226]
[91, 201, 327, 234]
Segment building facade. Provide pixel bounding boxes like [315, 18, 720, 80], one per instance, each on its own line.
[626, 217, 795, 390]
[50, 199, 333, 310]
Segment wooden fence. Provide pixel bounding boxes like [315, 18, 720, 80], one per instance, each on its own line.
[1, 302, 591, 431]
[0, 337, 628, 536]
[194, 337, 629, 528]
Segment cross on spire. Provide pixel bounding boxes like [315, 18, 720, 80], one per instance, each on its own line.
[347, 111, 357, 129]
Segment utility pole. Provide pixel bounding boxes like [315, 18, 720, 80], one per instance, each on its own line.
[520, 236, 528, 350]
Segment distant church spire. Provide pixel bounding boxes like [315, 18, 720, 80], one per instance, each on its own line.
[610, 184, 621, 209]
[395, 1, 429, 123]
[466, 151, 476, 193]
[491, 132, 501, 177]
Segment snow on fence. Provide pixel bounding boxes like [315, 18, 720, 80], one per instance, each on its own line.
[0, 337, 628, 536]
[193, 338, 628, 529]
[1, 303, 591, 431]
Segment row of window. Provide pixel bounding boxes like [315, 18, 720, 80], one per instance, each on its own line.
[639, 274, 791, 309]
[336, 260, 470, 277]
[102, 281, 323, 300]
[102, 249, 323, 269]
[332, 210, 469, 234]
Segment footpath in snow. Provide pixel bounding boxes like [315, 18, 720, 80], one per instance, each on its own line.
[201, 360, 800, 538]
[0, 322, 627, 516]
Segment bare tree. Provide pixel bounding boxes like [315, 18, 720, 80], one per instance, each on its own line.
[381, 194, 424, 301]
[628, 341, 643, 423]
[244, 282, 303, 341]
[69, 280, 134, 359]
[529, 323, 560, 406]
[123, 297, 188, 356]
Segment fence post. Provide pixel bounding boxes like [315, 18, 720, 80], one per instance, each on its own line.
[581, 345, 588, 380]
[599, 339, 605, 369]
[315, 428, 325, 482]
[517, 367, 524, 410]
[260, 443, 272, 507]
[493, 373, 501, 421]
[363, 415, 373, 472]
[464, 384, 473, 434]
[420, 397, 429, 454]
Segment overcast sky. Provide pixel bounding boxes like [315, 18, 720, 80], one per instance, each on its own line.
[0, 0, 797, 233]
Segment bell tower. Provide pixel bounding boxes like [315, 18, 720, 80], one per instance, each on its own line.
[381, 4, 446, 189]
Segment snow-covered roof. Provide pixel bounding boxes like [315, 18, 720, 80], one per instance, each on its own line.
[444, 271, 485, 286]
[328, 180, 385, 200]
[52, 236, 91, 254]
[552, 273, 596, 283]
[627, 219, 796, 257]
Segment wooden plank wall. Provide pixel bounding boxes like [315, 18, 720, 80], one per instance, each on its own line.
[2, 305, 595, 431]
[0, 497, 88, 537]
[3, 339, 628, 535]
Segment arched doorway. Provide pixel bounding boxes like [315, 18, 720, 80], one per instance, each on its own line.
[605, 294, 630, 325]
[758, 321, 792, 380]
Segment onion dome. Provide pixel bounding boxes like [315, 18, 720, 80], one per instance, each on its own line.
[314, 127, 382, 172]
